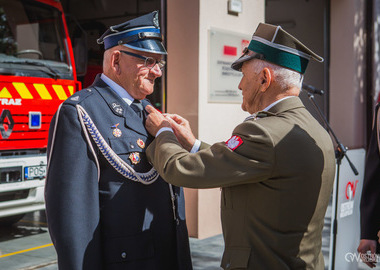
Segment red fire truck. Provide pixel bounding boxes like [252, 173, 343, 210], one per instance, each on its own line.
[0, 0, 82, 224]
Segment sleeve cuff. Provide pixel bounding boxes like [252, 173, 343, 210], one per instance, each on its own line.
[190, 139, 201, 153]
[156, 127, 174, 137]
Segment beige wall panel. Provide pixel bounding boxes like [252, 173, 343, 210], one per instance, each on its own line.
[196, 0, 265, 239]
[167, 0, 264, 239]
[330, 0, 366, 149]
[167, 0, 201, 238]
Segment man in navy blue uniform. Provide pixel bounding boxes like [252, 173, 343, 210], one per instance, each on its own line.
[45, 11, 192, 270]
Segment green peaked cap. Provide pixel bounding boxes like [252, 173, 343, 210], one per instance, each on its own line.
[231, 23, 323, 74]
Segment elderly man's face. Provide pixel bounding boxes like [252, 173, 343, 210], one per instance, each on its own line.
[117, 47, 163, 100]
[238, 60, 263, 114]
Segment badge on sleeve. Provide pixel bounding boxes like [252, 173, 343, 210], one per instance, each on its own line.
[225, 135, 243, 151]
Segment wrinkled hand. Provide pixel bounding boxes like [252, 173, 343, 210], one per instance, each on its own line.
[164, 114, 196, 152]
[145, 105, 171, 137]
[358, 239, 377, 268]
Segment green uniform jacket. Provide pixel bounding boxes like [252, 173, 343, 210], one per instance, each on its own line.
[146, 97, 336, 270]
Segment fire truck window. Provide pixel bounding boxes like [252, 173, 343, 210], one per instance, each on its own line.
[0, 0, 67, 64]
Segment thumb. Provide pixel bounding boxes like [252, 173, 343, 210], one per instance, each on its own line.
[166, 116, 180, 128]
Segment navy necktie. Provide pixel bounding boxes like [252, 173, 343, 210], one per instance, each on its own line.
[130, 99, 143, 118]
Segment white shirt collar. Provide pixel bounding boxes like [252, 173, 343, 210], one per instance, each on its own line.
[100, 73, 134, 105]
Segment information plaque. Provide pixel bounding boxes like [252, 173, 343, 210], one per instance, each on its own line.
[209, 28, 250, 103]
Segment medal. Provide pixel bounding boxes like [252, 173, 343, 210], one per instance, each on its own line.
[129, 152, 141, 164]
[137, 138, 145, 149]
[111, 123, 122, 137]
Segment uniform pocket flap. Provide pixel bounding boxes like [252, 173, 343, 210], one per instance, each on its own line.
[109, 137, 144, 154]
[104, 231, 154, 263]
[221, 246, 251, 269]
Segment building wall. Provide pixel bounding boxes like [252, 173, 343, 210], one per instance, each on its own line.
[330, 0, 367, 149]
[265, 0, 327, 127]
[166, 0, 200, 238]
[167, 0, 264, 238]
[372, 0, 380, 108]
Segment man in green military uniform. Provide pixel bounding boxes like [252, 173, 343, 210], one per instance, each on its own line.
[144, 23, 335, 269]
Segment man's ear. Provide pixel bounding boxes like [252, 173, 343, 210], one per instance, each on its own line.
[260, 67, 272, 92]
[112, 51, 121, 74]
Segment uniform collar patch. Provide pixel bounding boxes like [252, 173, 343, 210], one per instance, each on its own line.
[111, 102, 124, 116]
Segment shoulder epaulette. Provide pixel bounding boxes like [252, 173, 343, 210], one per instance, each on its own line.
[63, 88, 95, 106]
[244, 111, 276, 122]
[256, 111, 276, 119]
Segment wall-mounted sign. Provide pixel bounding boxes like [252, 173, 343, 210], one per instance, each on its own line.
[228, 0, 243, 13]
[209, 28, 250, 103]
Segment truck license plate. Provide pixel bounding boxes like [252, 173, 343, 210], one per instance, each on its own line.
[24, 165, 47, 180]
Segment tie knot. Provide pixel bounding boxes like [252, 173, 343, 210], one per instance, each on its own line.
[130, 99, 144, 118]
[131, 99, 143, 111]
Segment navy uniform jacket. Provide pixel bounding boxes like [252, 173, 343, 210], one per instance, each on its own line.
[360, 103, 380, 240]
[45, 75, 192, 270]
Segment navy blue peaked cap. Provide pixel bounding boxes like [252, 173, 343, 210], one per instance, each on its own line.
[97, 11, 167, 54]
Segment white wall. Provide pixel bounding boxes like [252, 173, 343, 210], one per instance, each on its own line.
[198, 0, 264, 239]
[198, 0, 265, 144]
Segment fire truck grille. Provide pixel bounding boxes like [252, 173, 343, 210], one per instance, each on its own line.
[0, 111, 55, 150]
[0, 190, 29, 202]
[0, 166, 22, 183]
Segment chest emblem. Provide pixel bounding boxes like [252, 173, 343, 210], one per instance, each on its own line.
[111, 102, 124, 116]
[225, 135, 243, 151]
[129, 152, 141, 164]
[137, 138, 145, 149]
[111, 123, 122, 137]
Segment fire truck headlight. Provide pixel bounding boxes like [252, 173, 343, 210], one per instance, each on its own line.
[29, 112, 41, 129]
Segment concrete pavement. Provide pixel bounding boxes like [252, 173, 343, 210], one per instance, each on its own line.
[0, 200, 377, 270]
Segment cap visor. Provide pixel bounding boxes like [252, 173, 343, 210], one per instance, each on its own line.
[231, 54, 258, 71]
[123, 39, 167, 55]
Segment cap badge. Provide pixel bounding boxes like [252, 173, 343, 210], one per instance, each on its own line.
[225, 135, 243, 151]
[111, 123, 122, 137]
[137, 139, 145, 149]
[111, 102, 124, 116]
[129, 152, 141, 164]
[153, 12, 159, 28]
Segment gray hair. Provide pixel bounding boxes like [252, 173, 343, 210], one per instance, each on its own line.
[251, 59, 304, 90]
[103, 49, 113, 73]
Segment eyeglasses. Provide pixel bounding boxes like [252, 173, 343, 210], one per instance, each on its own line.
[120, 50, 166, 70]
